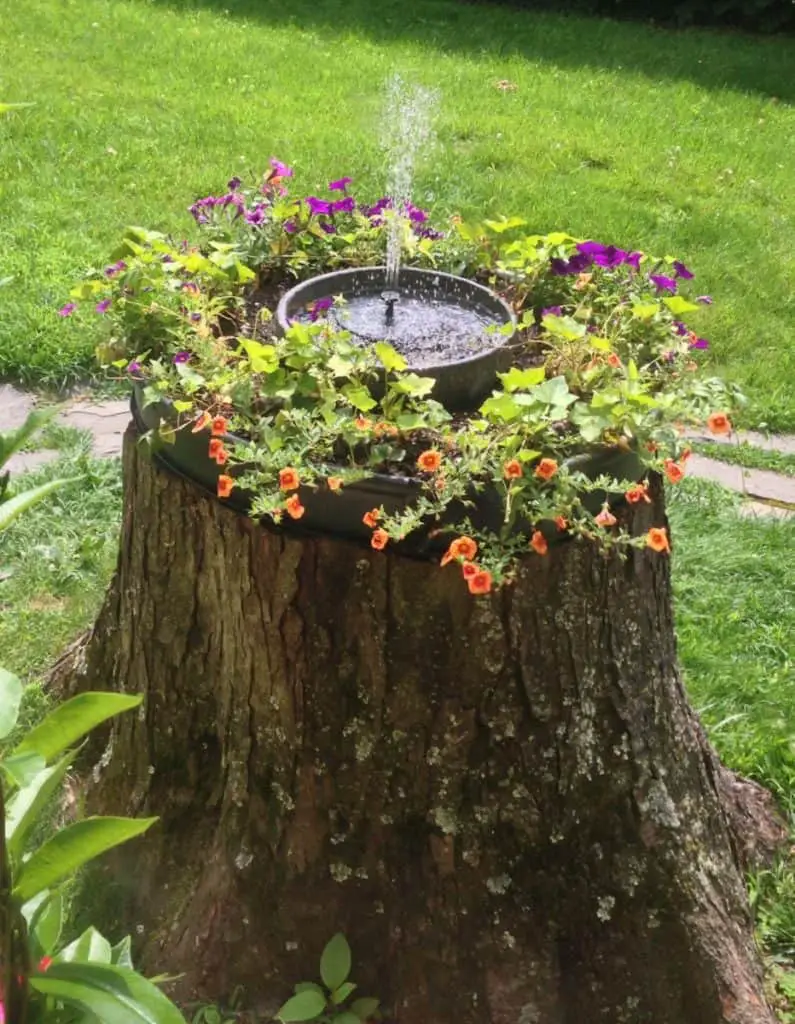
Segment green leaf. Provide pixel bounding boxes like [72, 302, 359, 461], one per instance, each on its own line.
[15, 691, 142, 762]
[541, 314, 586, 340]
[0, 665, 23, 738]
[5, 755, 72, 862]
[328, 354, 355, 379]
[483, 216, 527, 233]
[374, 342, 407, 373]
[241, 340, 279, 374]
[349, 999, 380, 1022]
[631, 303, 659, 320]
[0, 478, 76, 533]
[479, 393, 521, 422]
[331, 1015, 361, 1024]
[172, 400, 193, 413]
[29, 961, 186, 1024]
[342, 385, 377, 413]
[532, 375, 576, 407]
[276, 989, 327, 1022]
[663, 296, 699, 315]
[331, 981, 357, 1005]
[395, 413, 426, 431]
[320, 933, 352, 992]
[32, 892, 64, 957]
[56, 925, 113, 965]
[111, 935, 134, 969]
[13, 816, 157, 902]
[1, 751, 46, 787]
[497, 366, 545, 392]
[294, 982, 325, 996]
[391, 373, 436, 398]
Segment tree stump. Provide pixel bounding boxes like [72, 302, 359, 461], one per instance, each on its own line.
[72, 426, 776, 1024]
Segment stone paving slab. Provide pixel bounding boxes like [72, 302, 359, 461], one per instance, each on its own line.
[0, 384, 35, 432]
[60, 399, 129, 458]
[737, 501, 795, 521]
[5, 449, 60, 476]
[686, 428, 795, 456]
[688, 454, 795, 512]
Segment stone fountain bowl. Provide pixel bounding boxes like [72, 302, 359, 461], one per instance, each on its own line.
[275, 266, 517, 412]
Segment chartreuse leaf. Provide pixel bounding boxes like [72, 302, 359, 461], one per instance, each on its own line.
[374, 342, 407, 373]
[0, 666, 23, 738]
[663, 296, 699, 315]
[15, 692, 142, 762]
[56, 925, 112, 964]
[497, 366, 545, 392]
[276, 989, 327, 1022]
[632, 303, 659, 319]
[541, 314, 586, 340]
[5, 754, 72, 862]
[29, 962, 186, 1024]
[32, 892, 64, 957]
[13, 816, 157, 901]
[1, 752, 46, 787]
[320, 933, 352, 991]
[349, 998, 380, 1021]
[342, 385, 378, 413]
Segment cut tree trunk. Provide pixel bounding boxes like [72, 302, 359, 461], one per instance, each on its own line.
[70, 425, 777, 1024]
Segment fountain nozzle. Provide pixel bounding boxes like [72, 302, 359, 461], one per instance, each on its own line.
[381, 290, 400, 326]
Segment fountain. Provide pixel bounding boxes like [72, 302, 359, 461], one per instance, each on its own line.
[276, 77, 516, 412]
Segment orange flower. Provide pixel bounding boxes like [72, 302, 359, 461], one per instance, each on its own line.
[467, 569, 493, 595]
[354, 416, 372, 430]
[461, 561, 479, 580]
[503, 459, 523, 480]
[625, 482, 651, 504]
[211, 415, 229, 437]
[209, 438, 228, 465]
[217, 474, 235, 499]
[607, 352, 622, 369]
[663, 459, 685, 484]
[417, 449, 442, 473]
[595, 506, 617, 528]
[285, 495, 305, 520]
[371, 529, 389, 550]
[374, 421, 399, 437]
[362, 508, 381, 529]
[707, 412, 731, 436]
[279, 467, 300, 492]
[450, 536, 478, 561]
[191, 411, 212, 433]
[554, 515, 568, 531]
[327, 476, 344, 492]
[535, 458, 558, 481]
[646, 527, 671, 553]
[530, 530, 548, 556]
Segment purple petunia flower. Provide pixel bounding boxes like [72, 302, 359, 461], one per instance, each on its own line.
[104, 260, 127, 278]
[309, 296, 333, 321]
[306, 196, 333, 216]
[172, 351, 190, 364]
[541, 306, 563, 317]
[417, 227, 444, 240]
[650, 274, 677, 294]
[95, 299, 111, 314]
[58, 302, 76, 317]
[127, 360, 141, 374]
[406, 204, 429, 224]
[673, 260, 694, 280]
[673, 321, 688, 336]
[283, 220, 298, 234]
[190, 312, 202, 322]
[245, 204, 267, 226]
[328, 176, 352, 192]
[161, 254, 174, 263]
[697, 295, 713, 305]
[330, 196, 356, 215]
[689, 336, 710, 350]
[320, 221, 336, 235]
[270, 158, 293, 179]
[227, 176, 242, 190]
[550, 252, 593, 276]
[360, 197, 392, 218]
[625, 251, 643, 270]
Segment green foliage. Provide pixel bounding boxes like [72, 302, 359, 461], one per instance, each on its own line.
[276, 935, 379, 1023]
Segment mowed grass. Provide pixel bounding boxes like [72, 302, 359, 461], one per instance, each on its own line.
[0, 0, 794, 424]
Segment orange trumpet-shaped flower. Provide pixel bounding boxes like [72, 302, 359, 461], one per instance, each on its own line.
[285, 495, 305, 520]
[327, 476, 344, 492]
[534, 458, 558, 481]
[217, 475, 235, 499]
[530, 530, 548, 556]
[554, 515, 568, 531]
[371, 529, 389, 550]
[625, 482, 651, 504]
[707, 412, 731, 436]
[663, 459, 685, 484]
[607, 352, 622, 369]
[354, 416, 372, 430]
[461, 561, 479, 579]
[191, 411, 212, 433]
[211, 415, 229, 437]
[450, 536, 478, 561]
[646, 527, 671, 553]
[595, 506, 617, 528]
[417, 449, 442, 473]
[209, 438, 228, 465]
[278, 467, 300, 492]
[503, 459, 523, 480]
[467, 569, 493, 595]
[362, 508, 381, 529]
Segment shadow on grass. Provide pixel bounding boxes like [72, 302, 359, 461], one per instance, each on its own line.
[148, 0, 794, 102]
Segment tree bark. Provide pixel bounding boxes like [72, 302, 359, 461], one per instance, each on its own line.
[72, 425, 776, 1024]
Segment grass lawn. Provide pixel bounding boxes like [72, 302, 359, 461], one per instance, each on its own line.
[1, 0, 794, 426]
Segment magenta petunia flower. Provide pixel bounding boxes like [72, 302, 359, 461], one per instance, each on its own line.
[309, 297, 333, 321]
[127, 360, 142, 373]
[283, 220, 298, 234]
[550, 253, 592, 276]
[328, 176, 352, 192]
[417, 227, 444, 240]
[270, 158, 293, 179]
[58, 302, 77, 317]
[172, 351, 190, 364]
[541, 306, 563, 317]
[673, 260, 694, 280]
[673, 321, 688, 336]
[227, 176, 242, 190]
[625, 251, 643, 270]
[650, 274, 677, 294]
[95, 299, 111, 314]
[330, 196, 355, 214]
[320, 221, 336, 235]
[406, 204, 429, 224]
[306, 196, 332, 216]
[689, 337, 709, 350]
[245, 204, 267, 226]
[697, 295, 713, 305]
[104, 260, 127, 278]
